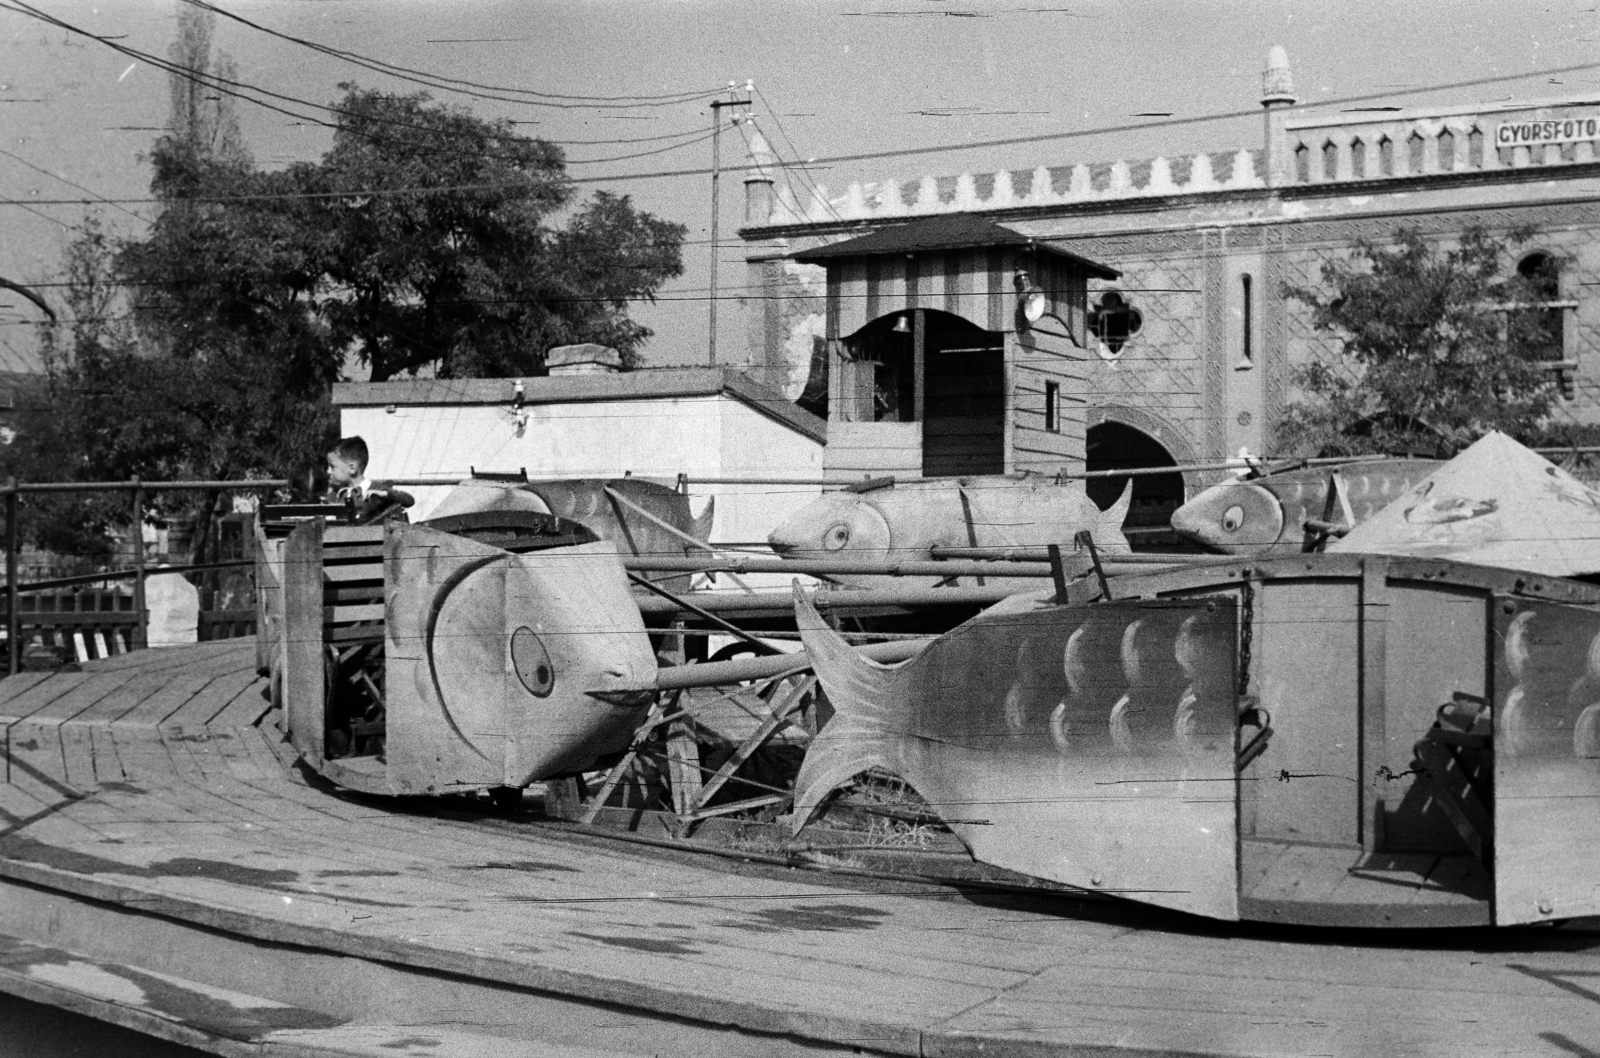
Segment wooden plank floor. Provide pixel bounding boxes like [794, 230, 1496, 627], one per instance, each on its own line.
[1, 645, 1598, 1058]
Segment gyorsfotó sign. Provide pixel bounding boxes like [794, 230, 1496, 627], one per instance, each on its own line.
[1495, 116, 1600, 148]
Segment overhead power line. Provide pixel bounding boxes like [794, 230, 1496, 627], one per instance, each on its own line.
[7, 1, 1600, 203]
[181, 0, 722, 107]
[0, 1, 715, 172]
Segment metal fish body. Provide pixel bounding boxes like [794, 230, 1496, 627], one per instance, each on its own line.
[1170, 459, 1440, 554]
[791, 586, 1240, 920]
[425, 477, 714, 578]
[386, 530, 658, 790]
[767, 476, 1132, 587]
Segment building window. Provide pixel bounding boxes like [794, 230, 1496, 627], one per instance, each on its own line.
[1045, 381, 1060, 433]
[1514, 251, 1573, 396]
[1089, 291, 1144, 359]
[1239, 274, 1253, 369]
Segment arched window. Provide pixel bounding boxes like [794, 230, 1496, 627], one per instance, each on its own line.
[1513, 251, 1572, 396]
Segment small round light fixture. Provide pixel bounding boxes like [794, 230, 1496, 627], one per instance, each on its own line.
[1013, 270, 1047, 324]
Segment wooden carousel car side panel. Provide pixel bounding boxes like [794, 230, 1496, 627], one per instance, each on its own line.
[1184, 564, 1492, 927]
[1494, 595, 1600, 925]
[383, 524, 509, 796]
[253, 520, 285, 679]
[280, 518, 327, 769]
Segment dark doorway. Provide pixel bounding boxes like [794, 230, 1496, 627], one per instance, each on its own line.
[1085, 422, 1188, 551]
[922, 312, 1004, 477]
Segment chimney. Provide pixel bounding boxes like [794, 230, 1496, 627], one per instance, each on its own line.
[1261, 46, 1297, 188]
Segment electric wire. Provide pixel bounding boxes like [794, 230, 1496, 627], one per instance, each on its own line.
[181, 0, 723, 107]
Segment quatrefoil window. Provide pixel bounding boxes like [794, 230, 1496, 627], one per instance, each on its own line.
[1089, 291, 1144, 358]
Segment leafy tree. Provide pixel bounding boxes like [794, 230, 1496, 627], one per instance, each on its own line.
[1277, 225, 1562, 457]
[2, 220, 136, 566]
[11, 27, 685, 569]
[166, 2, 250, 169]
[311, 86, 685, 381]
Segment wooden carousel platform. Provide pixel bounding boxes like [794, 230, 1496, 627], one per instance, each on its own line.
[2, 642, 1599, 1058]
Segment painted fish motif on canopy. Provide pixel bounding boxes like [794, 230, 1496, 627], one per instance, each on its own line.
[768, 476, 1131, 586]
[1170, 459, 1439, 554]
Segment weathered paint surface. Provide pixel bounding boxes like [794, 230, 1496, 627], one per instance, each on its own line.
[794, 590, 1240, 920]
[1495, 596, 1600, 924]
[385, 529, 658, 793]
[0, 934, 345, 1037]
[769, 475, 1130, 587]
[1171, 459, 1439, 553]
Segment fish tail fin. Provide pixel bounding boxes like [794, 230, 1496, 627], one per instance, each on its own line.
[691, 495, 716, 544]
[1098, 479, 1134, 552]
[790, 583, 911, 832]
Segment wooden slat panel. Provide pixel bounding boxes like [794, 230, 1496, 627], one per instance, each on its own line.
[281, 519, 327, 768]
[325, 603, 385, 625]
[7, 721, 71, 792]
[20, 672, 129, 726]
[58, 722, 97, 788]
[319, 545, 385, 563]
[0, 673, 63, 720]
[322, 564, 386, 584]
[88, 722, 126, 784]
[161, 669, 262, 730]
[324, 526, 387, 545]
[207, 679, 272, 730]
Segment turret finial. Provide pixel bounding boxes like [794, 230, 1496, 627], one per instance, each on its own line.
[1262, 45, 1295, 107]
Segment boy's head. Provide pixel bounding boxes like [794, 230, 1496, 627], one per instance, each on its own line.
[326, 436, 369, 489]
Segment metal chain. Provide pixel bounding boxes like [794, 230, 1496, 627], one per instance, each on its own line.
[1237, 578, 1254, 698]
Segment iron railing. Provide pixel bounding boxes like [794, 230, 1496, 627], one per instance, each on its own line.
[1, 477, 287, 674]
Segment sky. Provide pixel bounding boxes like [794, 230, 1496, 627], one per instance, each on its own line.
[5, 0, 1600, 377]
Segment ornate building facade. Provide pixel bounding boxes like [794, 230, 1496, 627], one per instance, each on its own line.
[736, 48, 1600, 510]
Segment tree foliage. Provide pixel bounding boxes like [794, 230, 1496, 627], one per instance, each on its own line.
[11, 3, 684, 566]
[2, 221, 136, 563]
[124, 82, 686, 386]
[1277, 225, 1563, 457]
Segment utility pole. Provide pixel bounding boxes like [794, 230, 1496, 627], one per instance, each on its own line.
[708, 81, 752, 367]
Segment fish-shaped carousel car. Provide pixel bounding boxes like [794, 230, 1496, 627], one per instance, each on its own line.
[788, 548, 1600, 928]
[262, 518, 661, 799]
[422, 472, 714, 576]
[767, 474, 1132, 587]
[1170, 458, 1439, 554]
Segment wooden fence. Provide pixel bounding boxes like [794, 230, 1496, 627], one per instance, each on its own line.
[0, 589, 257, 669]
[1, 476, 286, 674]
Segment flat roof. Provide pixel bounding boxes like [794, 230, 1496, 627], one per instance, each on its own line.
[333, 366, 827, 444]
[791, 213, 1121, 279]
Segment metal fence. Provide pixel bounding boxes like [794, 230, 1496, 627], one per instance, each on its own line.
[1, 477, 287, 675]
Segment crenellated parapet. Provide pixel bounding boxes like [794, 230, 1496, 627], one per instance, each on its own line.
[756, 97, 1600, 229]
[766, 150, 1266, 226]
[1282, 99, 1600, 183]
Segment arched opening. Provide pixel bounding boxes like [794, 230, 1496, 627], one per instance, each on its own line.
[836, 309, 1006, 477]
[1085, 422, 1189, 551]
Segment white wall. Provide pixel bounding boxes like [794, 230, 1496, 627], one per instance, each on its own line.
[340, 394, 822, 549]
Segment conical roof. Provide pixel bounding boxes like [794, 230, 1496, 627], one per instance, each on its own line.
[1329, 431, 1600, 576]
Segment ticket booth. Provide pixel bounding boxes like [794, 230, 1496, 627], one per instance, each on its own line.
[790, 214, 1119, 481]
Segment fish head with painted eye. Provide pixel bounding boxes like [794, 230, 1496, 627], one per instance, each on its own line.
[1170, 480, 1286, 553]
[767, 492, 894, 561]
[422, 539, 658, 789]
